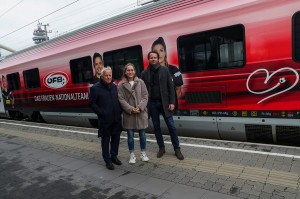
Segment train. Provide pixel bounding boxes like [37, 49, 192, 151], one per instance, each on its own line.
[1, 0, 300, 146]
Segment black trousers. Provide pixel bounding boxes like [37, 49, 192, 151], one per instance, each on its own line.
[100, 122, 121, 163]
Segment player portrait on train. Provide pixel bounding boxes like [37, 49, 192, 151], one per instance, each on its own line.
[89, 67, 123, 170]
[151, 37, 183, 110]
[118, 63, 149, 164]
[141, 51, 184, 160]
[92, 52, 104, 83]
[1, 75, 14, 108]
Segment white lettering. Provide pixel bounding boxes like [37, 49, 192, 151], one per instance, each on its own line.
[34, 92, 89, 102]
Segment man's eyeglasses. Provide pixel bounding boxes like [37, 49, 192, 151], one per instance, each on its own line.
[95, 62, 103, 66]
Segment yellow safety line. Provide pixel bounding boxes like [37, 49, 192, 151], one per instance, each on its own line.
[0, 128, 299, 189]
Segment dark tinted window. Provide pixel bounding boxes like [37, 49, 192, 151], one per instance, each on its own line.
[23, 68, 41, 89]
[178, 25, 245, 73]
[293, 11, 300, 61]
[70, 56, 93, 83]
[7, 72, 21, 91]
[104, 45, 143, 80]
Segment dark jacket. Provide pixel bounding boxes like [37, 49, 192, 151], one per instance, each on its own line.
[93, 76, 101, 83]
[1, 88, 13, 108]
[168, 64, 183, 110]
[141, 64, 175, 118]
[89, 80, 122, 137]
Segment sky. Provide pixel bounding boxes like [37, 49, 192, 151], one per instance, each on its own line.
[0, 0, 151, 57]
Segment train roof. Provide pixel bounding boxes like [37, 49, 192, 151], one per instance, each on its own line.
[1, 0, 180, 62]
[0, 0, 269, 67]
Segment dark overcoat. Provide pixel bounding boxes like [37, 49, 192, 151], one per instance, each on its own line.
[89, 80, 122, 137]
[141, 65, 175, 118]
[118, 77, 148, 130]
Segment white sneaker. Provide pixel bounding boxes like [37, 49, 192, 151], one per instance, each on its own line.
[140, 152, 149, 162]
[129, 153, 136, 164]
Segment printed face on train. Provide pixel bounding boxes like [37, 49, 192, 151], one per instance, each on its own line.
[94, 57, 104, 76]
[101, 69, 112, 84]
[1, 76, 7, 90]
[148, 52, 159, 65]
[152, 44, 166, 66]
[125, 65, 136, 80]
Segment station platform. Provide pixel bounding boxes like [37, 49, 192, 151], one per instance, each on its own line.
[0, 118, 300, 199]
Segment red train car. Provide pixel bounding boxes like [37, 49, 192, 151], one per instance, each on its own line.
[1, 0, 300, 145]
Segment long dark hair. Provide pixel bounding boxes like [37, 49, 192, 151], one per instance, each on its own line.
[151, 37, 168, 66]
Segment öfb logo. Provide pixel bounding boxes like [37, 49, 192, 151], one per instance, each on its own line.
[44, 72, 69, 89]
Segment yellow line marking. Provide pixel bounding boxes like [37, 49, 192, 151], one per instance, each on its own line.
[1, 128, 299, 189]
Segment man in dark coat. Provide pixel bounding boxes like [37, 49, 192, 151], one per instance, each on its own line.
[141, 51, 184, 160]
[89, 67, 123, 170]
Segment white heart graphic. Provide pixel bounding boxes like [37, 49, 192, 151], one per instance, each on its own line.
[246, 67, 299, 104]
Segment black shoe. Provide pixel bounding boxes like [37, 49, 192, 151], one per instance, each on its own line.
[106, 162, 115, 170]
[175, 149, 184, 160]
[157, 148, 165, 158]
[111, 157, 122, 165]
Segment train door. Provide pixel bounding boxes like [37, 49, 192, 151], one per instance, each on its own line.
[0, 88, 5, 113]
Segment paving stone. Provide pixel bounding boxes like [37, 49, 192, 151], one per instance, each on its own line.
[247, 181, 265, 191]
[276, 191, 298, 199]
[263, 184, 276, 193]
[161, 183, 206, 199]
[240, 186, 261, 197]
[237, 192, 250, 199]
[60, 159, 91, 170]
[202, 181, 215, 190]
[259, 191, 272, 199]
[270, 194, 284, 199]
[1, 121, 300, 199]
[202, 191, 240, 199]
[135, 177, 174, 196]
[179, 176, 192, 184]
[112, 173, 149, 188]
[248, 195, 259, 199]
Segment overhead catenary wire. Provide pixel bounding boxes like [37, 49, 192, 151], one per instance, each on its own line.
[45, 0, 112, 24]
[55, 2, 137, 34]
[0, 0, 135, 44]
[1, 1, 137, 49]
[0, 0, 145, 56]
[1, 1, 138, 48]
[0, 0, 24, 19]
[0, 0, 107, 44]
[0, 0, 80, 40]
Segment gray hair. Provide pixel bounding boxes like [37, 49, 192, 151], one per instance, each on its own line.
[100, 66, 112, 77]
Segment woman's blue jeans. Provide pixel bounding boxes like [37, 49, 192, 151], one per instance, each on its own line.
[127, 129, 146, 153]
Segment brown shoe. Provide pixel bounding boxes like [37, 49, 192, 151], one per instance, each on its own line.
[175, 149, 184, 160]
[157, 148, 165, 158]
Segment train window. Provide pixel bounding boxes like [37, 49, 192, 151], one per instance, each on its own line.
[7, 72, 21, 91]
[292, 11, 300, 61]
[70, 56, 93, 83]
[23, 68, 41, 89]
[103, 45, 143, 80]
[177, 24, 245, 73]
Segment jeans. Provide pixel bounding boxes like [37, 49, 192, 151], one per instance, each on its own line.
[127, 129, 146, 153]
[150, 101, 180, 150]
[101, 132, 120, 164]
